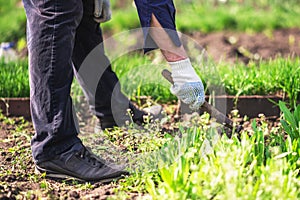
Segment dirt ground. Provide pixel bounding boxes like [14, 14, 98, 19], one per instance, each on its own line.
[0, 117, 144, 200]
[0, 110, 281, 199]
[189, 28, 300, 63]
[1, 28, 299, 199]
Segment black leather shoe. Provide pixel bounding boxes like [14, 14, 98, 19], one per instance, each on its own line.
[35, 146, 128, 182]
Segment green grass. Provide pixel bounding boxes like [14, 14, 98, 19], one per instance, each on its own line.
[0, 59, 29, 98]
[108, 55, 300, 107]
[111, 53, 176, 103]
[2, 56, 299, 108]
[0, 0, 26, 43]
[206, 57, 300, 107]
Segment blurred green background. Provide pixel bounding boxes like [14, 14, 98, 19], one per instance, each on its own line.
[2, 0, 300, 43]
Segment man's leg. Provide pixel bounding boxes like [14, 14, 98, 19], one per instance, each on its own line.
[24, 0, 83, 163]
[23, 0, 127, 181]
[72, 0, 147, 130]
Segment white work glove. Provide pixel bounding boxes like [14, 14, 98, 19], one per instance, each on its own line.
[169, 58, 205, 110]
[94, 0, 112, 23]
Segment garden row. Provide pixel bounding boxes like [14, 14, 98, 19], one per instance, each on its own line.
[1, 55, 298, 109]
[2, 100, 298, 199]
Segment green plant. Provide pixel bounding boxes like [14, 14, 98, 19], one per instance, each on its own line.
[0, 59, 29, 97]
[110, 106, 300, 199]
[279, 101, 300, 140]
[278, 101, 300, 168]
[141, 124, 300, 199]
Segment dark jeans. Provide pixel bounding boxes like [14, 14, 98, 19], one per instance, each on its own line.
[23, 0, 134, 163]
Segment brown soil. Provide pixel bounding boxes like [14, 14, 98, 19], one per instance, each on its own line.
[0, 117, 142, 200]
[0, 111, 281, 199]
[189, 28, 300, 63]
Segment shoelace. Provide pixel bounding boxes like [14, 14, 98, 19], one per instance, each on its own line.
[76, 148, 105, 167]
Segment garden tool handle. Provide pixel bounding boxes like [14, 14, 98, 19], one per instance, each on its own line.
[162, 69, 242, 134]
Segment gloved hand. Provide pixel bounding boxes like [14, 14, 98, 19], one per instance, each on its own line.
[169, 58, 205, 110]
[94, 0, 112, 23]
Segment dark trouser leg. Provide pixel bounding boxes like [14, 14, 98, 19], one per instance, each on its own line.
[134, 0, 181, 53]
[72, 2, 145, 128]
[23, 0, 83, 163]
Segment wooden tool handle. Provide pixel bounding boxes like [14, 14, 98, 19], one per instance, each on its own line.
[162, 69, 174, 84]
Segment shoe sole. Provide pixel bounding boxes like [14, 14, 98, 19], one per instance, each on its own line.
[35, 166, 122, 183]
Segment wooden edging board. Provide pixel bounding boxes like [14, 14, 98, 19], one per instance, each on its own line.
[179, 95, 285, 118]
[0, 95, 286, 119]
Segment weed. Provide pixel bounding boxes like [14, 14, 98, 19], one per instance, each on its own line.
[114, 105, 300, 199]
[278, 101, 300, 169]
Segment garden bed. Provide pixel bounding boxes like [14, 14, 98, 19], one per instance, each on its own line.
[0, 102, 299, 199]
[0, 95, 286, 119]
[1, 30, 299, 119]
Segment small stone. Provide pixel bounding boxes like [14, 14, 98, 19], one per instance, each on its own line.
[30, 194, 36, 200]
[5, 157, 12, 162]
[4, 174, 16, 182]
[68, 191, 79, 199]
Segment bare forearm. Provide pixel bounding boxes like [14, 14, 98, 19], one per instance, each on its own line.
[149, 14, 187, 62]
